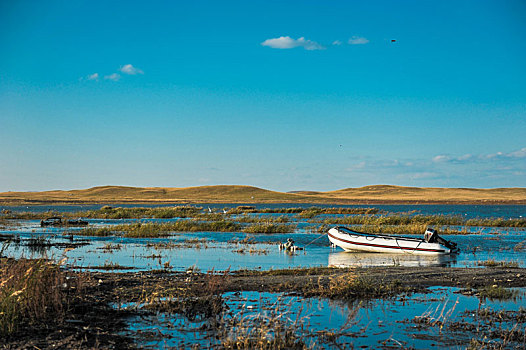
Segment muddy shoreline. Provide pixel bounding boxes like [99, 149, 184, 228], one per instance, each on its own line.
[3, 266, 525, 349]
[89, 266, 526, 299]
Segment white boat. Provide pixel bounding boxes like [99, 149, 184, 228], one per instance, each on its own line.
[327, 226, 457, 255]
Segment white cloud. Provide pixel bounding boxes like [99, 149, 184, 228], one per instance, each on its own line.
[432, 155, 450, 163]
[431, 147, 526, 165]
[457, 154, 473, 161]
[120, 64, 144, 75]
[261, 36, 325, 50]
[332, 40, 342, 46]
[104, 73, 121, 81]
[348, 36, 369, 45]
[508, 147, 526, 158]
[87, 73, 99, 81]
[485, 151, 504, 159]
[484, 147, 526, 159]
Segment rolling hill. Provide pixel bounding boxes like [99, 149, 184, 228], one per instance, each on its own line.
[0, 185, 525, 205]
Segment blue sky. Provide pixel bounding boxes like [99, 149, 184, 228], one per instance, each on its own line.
[1, 0, 525, 192]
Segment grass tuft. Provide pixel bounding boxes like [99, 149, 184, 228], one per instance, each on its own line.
[476, 259, 519, 268]
[477, 285, 516, 300]
[0, 258, 78, 337]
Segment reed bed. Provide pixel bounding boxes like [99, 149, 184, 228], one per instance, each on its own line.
[1, 211, 62, 220]
[1, 206, 203, 220]
[78, 220, 295, 237]
[78, 221, 242, 237]
[3, 206, 524, 229]
[312, 223, 468, 235]
[319, 214, 526, 228]
[477, 285, 515, 300]
[80, 205, 202, 219]
[350, 224, 463, 235]
[227, 206, 381, 216]
[218, 305, 310, 349]
[476, 259, 519, 268]
[305, 272, 411, 300]
[0, 258, 80, 337]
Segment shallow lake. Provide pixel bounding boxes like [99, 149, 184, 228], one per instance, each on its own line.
[1, 204, 525, 271]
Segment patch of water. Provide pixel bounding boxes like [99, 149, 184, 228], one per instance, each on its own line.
[2, 225, 525, 271]
[118, 287, 526, 349]
[2, 203, 525, 219]
[2, 204, 526, 271]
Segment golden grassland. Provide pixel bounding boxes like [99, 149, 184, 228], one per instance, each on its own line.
[0, 184, 525, 205]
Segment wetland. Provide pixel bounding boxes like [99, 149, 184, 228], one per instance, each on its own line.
[1, 203, 525, 348]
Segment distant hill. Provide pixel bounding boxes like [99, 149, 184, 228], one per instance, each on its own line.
[324, 185, 526, 203]
[0, 185, 525, 205]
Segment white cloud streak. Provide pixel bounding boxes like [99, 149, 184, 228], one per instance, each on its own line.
[104, 73, 121, 81]
[432, 147, 526, 164]
[87, 73, 99, 81]
[348, 36, 369, 45]
[120, 64, 144, 75]
[261, 36, 325, 50]
[506, 147, 526, 158]
[432, 155, 450, 163]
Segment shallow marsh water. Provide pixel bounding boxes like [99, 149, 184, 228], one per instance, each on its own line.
[3, 203, 525, 219]
[1, 203, 525, 271]
[1, 221, 525, 271]
[119, 287, 526, 349]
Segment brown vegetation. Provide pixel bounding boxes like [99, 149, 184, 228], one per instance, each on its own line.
[1, 184, 525, 205]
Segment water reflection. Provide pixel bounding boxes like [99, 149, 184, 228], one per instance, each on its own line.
[119, 287, 526, 349]
[328, 251, 456, 268]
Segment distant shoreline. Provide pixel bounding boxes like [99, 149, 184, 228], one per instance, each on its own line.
[1, 185, 525, 206]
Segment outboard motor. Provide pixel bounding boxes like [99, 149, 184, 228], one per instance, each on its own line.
[424, 228, 438, 243]
[425, 228, 458, 252]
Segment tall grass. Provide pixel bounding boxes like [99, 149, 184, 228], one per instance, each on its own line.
[218, 305, 310, 349]
[78, 220, 243, 237]
[0, 258, 76, 337]
[328, 223, 469, 235]
[477, 285, 515, 300]
[134, 269, 230, 322]
[4, 206, 524, 228]
[320, 214, 526, 227]
[81, 205, 202, 219]
[476, 259, 519, 268]
[227, 206, 381, 216]
[78, 220, 296, 237]
[305, 272, 410, 300]
[1, 206, 203, 220]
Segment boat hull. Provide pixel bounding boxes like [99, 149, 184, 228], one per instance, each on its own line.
[328, 227, 450, 255]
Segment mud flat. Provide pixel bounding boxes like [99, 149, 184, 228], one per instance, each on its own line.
[3, 265, 525, 349]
